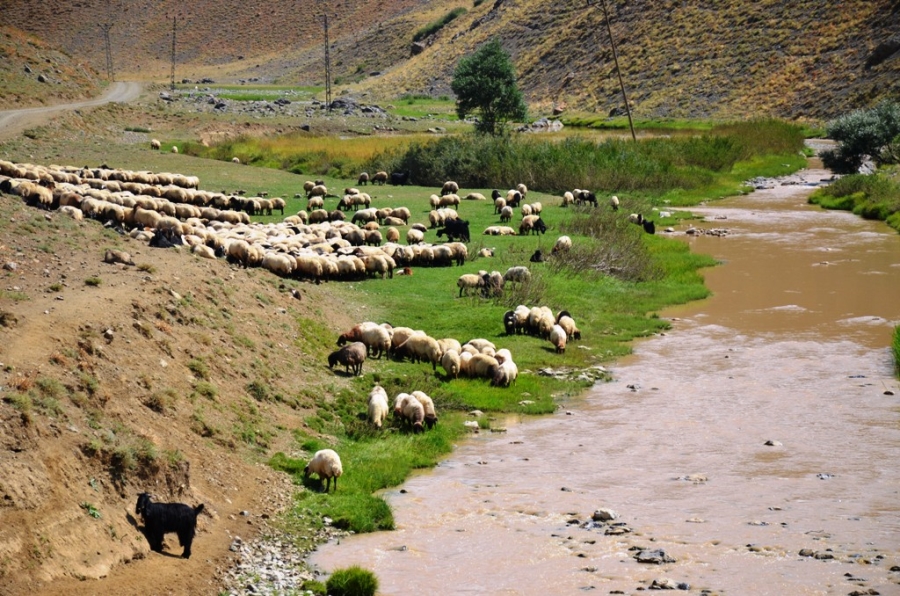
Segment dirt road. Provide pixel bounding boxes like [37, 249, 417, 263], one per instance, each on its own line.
[0, 81, 143, 141]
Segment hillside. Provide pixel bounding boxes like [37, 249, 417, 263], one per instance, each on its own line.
[2, 0, 899, 119]
[0, 151, 362, 593]
[0, 27, 103, 109]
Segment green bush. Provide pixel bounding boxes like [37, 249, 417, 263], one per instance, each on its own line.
[325, 566, 379, 596]
[821, 100, 900, 173]
[413, 8, 467, 42]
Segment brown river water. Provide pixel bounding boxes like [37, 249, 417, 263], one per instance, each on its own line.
[312, 167, 900, 595]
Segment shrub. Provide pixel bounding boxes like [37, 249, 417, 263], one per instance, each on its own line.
[413, 8, 467, 42]
[325, 566, 379, 596]
[821, 100, 900, 173]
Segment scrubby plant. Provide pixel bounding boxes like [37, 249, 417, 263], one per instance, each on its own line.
[413, 7, 467, 42]
[325, 566, 379, 596]
[821, 100, 900, 173]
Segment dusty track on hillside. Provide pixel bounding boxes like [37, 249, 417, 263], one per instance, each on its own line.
[0, 82, 142, 142]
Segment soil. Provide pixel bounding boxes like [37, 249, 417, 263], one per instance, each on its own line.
[0, 92, 358, 595]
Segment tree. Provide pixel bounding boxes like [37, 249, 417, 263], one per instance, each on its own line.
[451, 37, 528, 135]
[821, 100, 900, 174]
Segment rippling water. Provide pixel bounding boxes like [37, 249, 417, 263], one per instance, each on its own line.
[313, 169, 900, 595]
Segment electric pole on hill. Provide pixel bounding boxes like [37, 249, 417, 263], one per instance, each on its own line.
[100, 22, 114, 81]
[591, 0, 636, 141]
[170, 15, 177, 92]
[323, 12, 332, 111]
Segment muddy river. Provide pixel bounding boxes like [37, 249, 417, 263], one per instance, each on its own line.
[313, 168, 900, 595]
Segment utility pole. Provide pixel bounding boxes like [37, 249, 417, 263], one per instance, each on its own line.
[100, 22, 114, 81]
[323, 12, 332, 111]
[170, 15, 177, 92]
[594, 0, 636, 141]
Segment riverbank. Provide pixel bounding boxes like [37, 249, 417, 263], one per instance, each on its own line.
[309, 166, 900, 595]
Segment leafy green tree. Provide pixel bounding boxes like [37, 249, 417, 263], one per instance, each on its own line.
[821, 100, 900, 174]
[451, 37, 528, 135]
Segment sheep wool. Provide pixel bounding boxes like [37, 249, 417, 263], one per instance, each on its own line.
[304, 449, 343, 492]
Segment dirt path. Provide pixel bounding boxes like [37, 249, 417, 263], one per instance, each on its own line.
[0, 82, 143, 141]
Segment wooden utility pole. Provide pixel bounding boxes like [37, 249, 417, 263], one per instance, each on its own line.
[170, 15, 177, 92]
[596, 0, 636, 141]
[323, 13, 332, 111]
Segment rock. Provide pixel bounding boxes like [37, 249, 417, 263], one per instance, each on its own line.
[592, 508, 618, 522]
[3, 262, 17, 271]
[635, 548, 676, 564]
[799, 548, 815, 557]
[764, 439, 782, 446]
[649, 578, 678, 590]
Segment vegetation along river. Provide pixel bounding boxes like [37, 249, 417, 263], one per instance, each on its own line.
[312, 167, 900, 595]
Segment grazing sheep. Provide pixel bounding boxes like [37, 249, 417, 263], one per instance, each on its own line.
[499, 205, 513, 223]
[521, 203, 533, 217]
[610, 195, 620, 210]
[441, 349, 461, 378]
[338, 323, 391, 358]
[457, 273, 484, 297]
[562, 191, 575, 207]
[386, 227, 400, 243]
[492, 358, 518, 387]
[465, 338, 496, 352]
[308, 184, 327, 199]
[558, 315, 582, 340]
[503, 266, 531, 284]
[516, 183, 528, 198]
[549, 324, 567, 353]
[551, 235, 572, 254]
[304, 449, 343, 492]
[394, 334, 442, 371]
[328, 342, 366, 376]
[367, 385, 389, 429]
[406, 228, 424, 245]
[494, 197, 506, 214]
[400, 394, 425, 433]
[171, 146, 179, 154]
[466, 353, 500, 379]
[412, 391, 438, 429]
[231, 157, 241, 164]
[150, 139, 161, 150]
[441, 181, 459, 196]
[357, 172, 370, 185]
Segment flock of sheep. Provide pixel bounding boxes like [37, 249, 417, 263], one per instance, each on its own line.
[327, 321, 522, 387]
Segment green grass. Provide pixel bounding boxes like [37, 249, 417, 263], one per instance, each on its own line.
[807, 169, 900, 232]
[894, 326, 900, 379]
[413, 8, 468, 42]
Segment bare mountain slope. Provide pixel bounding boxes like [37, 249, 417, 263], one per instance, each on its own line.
[3, 1, 900, 118]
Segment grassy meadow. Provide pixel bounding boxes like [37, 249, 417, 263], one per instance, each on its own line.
[217, 119, 808, 536]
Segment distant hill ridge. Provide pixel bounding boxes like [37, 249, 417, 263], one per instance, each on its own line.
[3, 0, 899, 119]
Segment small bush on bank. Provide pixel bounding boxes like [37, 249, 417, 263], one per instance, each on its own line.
[413, 8, 467, 42]
[325, 566, 378, 596]
[893, 326, 900, 379]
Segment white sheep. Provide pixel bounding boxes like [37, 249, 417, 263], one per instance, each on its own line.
[552, 235, 572, 254]
[441, 349, 461, 379]
[558, 315, 582, 340]
[562, 191, 574, 207]
[171, 145, 179, 154]
[465, 192, 486, 201]
[367, 385, 389, 429]
[457, 273, 484, 297]
[610, 195, 620, 210]
[492, 358, 518, 387]
[304, 449, 343, 492]
[503, 266, 531, 284]
[400, 393, 425, 433]
[412, 390, 438, 428]
[407, 228, 424, 245]
[499, 205, 513, 223]
[395, 335, 443, 371]
[441, 181, 459, 195]
[549, 324, 567, 353]
[150, 139, 161, 150]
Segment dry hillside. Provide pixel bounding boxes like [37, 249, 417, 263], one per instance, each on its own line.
[3, 0, 899, 119]
[0, 172, 359, 594]
[0, 26, 102, 109]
